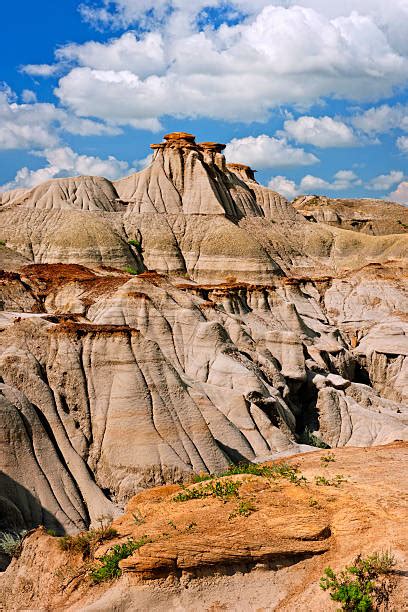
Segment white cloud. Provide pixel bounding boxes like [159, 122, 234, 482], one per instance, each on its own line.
[21, 89, 37, 103]
[57, 32, 166, 78]
[352, 103, 408, 134]
[389, 181, 408, 204]
[367, 170, 404, 190]
[21, 63, 61, 77]
[269, 169, 363, 198]
[397, 136, 408, 154]
[224, 135, 319, 168]
[0, 89, 120, 151]
[0, 147, 131, 192]
[282, 116, 357, 148]
[268, 175, 299, 200]
[54, 4, 408, 128]
[299, 170, 361, 191]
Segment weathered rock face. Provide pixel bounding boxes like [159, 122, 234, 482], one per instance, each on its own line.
[293, 194, 408, 235]
[0, 132, 407, 538]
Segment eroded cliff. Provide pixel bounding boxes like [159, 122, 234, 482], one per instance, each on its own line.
[0, 132, 407, 542]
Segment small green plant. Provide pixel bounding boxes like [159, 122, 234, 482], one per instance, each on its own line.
[299, 427, 330, 449]
[0, 530, 27, 558]
[127, 239, 143, 253]
[321, 452, 336, 465]
[320, 551, 396, 611]
[315, 474, 347, 487]
[173, 479, 241, 502]
[0, 239, 5, 247]
[131, 509, 145, 525]
[46, 529, 57, 537]
[90, 536, 149, 584]
[229, 500, 256, 519]
[397, 220, 408, 230]
[124, 266, 139, 275]
[309, 497, 322, 509]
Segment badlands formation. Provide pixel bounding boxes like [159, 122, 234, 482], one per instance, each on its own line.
[0, 132, 407, 609]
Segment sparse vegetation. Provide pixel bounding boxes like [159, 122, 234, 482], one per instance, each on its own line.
[173, 479, 241, 502]
[58, 519, 118, 559]
[191, 461, 306, 486]
[320, 551, 396, 611]
[315, 474, 347, 487]
[309, 497, 322, 509]
[397, 220, 408, 230]
[299, 427, 330, 449]
[186, 521, 197, 531]
[0, 239, 5, 246]
[124, 266, 140, 275]
[128, 239, 143, 253]
[0, 530, 27, 558]
[321, 452, 336, 465]
[131, 509, 145, 525]
[229, 499, 256, 519]
[90, 537, 149, 584]
[46, 529, 57, 537]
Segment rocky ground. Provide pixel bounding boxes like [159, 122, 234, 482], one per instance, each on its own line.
[0, 131, 407, 609]
[1, 443, 407, 610]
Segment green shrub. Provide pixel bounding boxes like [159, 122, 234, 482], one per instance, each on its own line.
[174, 479, 241, 502]
[46, 529, 57, 537]
[191, 461, 306, 485]
[0, 239, 5, 247]
[127, 239, 143, 253]
[124, 266, 139, 275]
[320, 551, 396, 611]
[90, 537, 149, 584]
[320, 452, 336, 465]
[229, 500, 256, 519]
[0, 530, 27, 558]
[315, 474, 347, 487]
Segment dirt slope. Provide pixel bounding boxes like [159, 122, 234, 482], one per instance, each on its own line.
[1, 443, 406, 611]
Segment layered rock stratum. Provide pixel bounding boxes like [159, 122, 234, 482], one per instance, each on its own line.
[0, 132, 407, 608]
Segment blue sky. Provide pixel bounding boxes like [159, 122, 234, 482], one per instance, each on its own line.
[1, 0, 408, 203]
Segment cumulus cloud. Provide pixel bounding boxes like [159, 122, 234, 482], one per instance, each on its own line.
[21, 63, 61, 77]
[389, 181, 408, 205]
[0, 89, 120, 151]
[268, 175, 299, 200]
[299, 170, 362, 192]
[224, 135, 319, 168]
[397, 136, 408, 154]
[1, 147, 131, 192]
[53, 4, 408, 128]
[268, 169, 363, 198]
[352, 103, 408, 134]
[57, 32, 166, 78]
[282, 116, 357, 148]
[367, 170, 404, 190]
